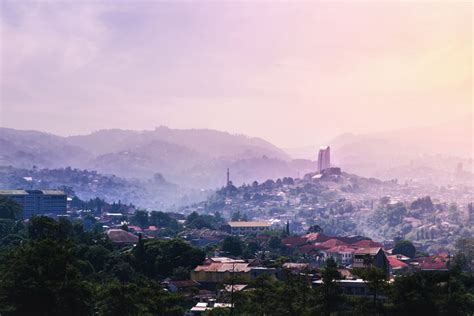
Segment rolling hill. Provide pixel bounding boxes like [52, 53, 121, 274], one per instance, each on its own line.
[0, 127, 313, 189]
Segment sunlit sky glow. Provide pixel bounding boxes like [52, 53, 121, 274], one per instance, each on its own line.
[0, 1, 472, 147]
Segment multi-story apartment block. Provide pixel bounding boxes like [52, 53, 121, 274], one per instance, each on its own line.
[0, 189, 67, 218]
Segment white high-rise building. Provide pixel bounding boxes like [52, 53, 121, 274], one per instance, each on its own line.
[317, 146, 331, 172]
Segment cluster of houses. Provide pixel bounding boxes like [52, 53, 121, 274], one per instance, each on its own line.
[280, 232, 451, 275]
[104, 220, 453, 315]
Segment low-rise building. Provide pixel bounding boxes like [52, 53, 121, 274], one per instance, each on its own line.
[190, 301, 231, 316]
[0, 189, 67, 218]
[353, 247, 390, 276]
[191, 261, 252, 284]
[226, 221, 271, 235]
[163, 280, 200, 293]
[191, 257, 275, 286]
[326, 245, 356, 266]
[387, 255, 410, 275]
[313, 279, 382, 298]
[106, 229, 139, 245]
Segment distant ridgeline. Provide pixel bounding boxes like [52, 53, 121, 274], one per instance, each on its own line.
[0, 127, 315, 190]
[0, 165, 207, 209]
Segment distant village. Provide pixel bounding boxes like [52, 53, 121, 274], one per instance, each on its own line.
[1, 146, 472, 314]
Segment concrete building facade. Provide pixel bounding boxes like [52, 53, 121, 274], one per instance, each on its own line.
[0, 189, 67, 218]
[317, 146, 331, 173]
[226, 221, 272, 235]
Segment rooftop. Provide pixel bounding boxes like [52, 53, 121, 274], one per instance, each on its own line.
[318, 238, 349, 249]
[194, 262, 251, 273]
[224, 284, 248, 292]
[354, 247, 383, 255]
[208, 257, 246, 263]
[352, 239, 384, 248]
[0, 190, 28, 195]
[387, 256, 409, 269]
[40, 190, 66, 195]
[0, 189, 65, 196]
[228, 221, 271, 228]
[314, 278, 367, 285]
[283, 262, 309, 270]
[326, 245, 356, 253]
[106, 229, 139, 244]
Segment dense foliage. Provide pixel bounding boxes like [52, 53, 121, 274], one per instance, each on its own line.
[0, 209, 473, 315]
[206, 256, 474, 316]
[0, 216, 201, 315]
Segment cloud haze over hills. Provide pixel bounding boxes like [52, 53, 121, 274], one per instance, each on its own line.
[1, 117, 471, 194]
[0, 127, 313, 190]
[1, 1, 471, 148]
[0, 0, 471, 195]
[287, 116, 473, 183]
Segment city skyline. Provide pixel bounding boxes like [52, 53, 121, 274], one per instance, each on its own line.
[1, 1, 472, 148]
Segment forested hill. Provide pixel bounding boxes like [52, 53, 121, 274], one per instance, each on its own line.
[0, 127, 314, 189]
[0, 165, 208, 209]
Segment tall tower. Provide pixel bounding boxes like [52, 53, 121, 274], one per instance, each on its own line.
[317, 146, 331, 173]
[226, 168, 230, 187]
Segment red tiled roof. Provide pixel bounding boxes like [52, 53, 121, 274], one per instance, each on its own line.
[326, 245, 356, 254]
[319, 239, 349, 249]
[305, 233, 330, 243]
[420, 261, 448, 270]
[388, 256, 409, 269]
[354, 247, 382, 255]
[128, 225, 143, 232]
[106, 229, 139, 244]
[418, 255, 450, 271]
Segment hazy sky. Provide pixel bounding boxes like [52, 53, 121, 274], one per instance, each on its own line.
[0, 1, 472, 147]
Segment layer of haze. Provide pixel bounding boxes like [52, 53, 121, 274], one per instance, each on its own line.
[0, 1, 472, 148]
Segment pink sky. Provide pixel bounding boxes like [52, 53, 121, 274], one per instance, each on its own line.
[0, 1, 471, 147]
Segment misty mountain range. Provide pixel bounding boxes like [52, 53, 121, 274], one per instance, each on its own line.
[0, 126, 313, 190]
[1, 117, 472, 197]
[287, 117, 473, 184]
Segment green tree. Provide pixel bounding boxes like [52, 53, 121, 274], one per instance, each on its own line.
[307, 224, 323, 233]
[0, 239, 93, 316]
[393, 240, 417, 258]
[222, 236, 243, 257]
[242, 241, 260, 259]
[136, 238, 205, 278]
[204, 308, 231, 315]
[131, 210, 149, 229]
[353, 267, 388, 310]
[454, 238, 474, 272]
[171, 266, 190, 280]
[97, 279, 183, 316]
[82, 244, 111, 272]
[318, 258, 343, 314]
[241, 275, 279, 316]
[27, 216, 61, 240]
[0, 219, 16, 239]
[186, 211, 219, 229]
[149, 211, 178, 230]
[268, 236, 282, 250]
[0, 196, 22, 220]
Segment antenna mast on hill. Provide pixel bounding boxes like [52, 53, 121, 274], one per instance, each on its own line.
[226, 168, 230, 187]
